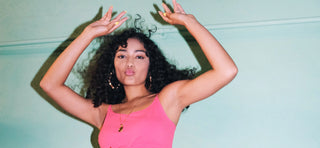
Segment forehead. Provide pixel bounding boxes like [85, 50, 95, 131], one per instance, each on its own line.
[117, 38, 146, 52]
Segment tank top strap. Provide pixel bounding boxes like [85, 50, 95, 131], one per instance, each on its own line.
[99, 105, 112, 130]
[106, 104, 115, 116]
[153, 95, 161, 108]
[107, 104, 112, 112]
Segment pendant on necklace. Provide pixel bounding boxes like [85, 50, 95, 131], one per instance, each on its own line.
[118, 124, 124, 132]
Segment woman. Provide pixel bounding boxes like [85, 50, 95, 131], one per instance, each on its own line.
[40, 0, 238, 147]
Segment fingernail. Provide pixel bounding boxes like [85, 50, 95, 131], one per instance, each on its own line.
[115, 22, 119, 25]
[163, 13, 166, 16]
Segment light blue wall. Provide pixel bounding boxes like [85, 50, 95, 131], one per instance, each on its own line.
[1, 0, 319, 148]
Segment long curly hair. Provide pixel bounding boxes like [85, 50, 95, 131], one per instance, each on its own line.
[84, 26, 195, 107]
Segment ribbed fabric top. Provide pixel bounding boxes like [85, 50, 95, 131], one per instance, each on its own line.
[98, 95, 176, 148]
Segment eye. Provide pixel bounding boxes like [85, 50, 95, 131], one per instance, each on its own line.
[136, 56, 145, 59]
[117, 55, 125, 59]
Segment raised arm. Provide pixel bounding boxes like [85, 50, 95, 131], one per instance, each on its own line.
[40, 7, 127, 128]
[158, 0, 238, 109]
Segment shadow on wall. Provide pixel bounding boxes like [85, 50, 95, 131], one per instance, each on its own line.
[151, 2, 212, 76]
[30, 7, 106, 148]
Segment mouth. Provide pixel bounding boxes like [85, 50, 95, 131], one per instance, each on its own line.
[125, 69, 135, 76]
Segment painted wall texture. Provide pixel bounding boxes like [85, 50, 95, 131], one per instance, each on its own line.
[1, 0, 319, 148]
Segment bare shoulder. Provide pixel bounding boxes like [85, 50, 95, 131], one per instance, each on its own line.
[156, 80, 191, 124]
[94, 103, 109, 129]
[98, 103, 109, 114]
[158, 80, 190, 110]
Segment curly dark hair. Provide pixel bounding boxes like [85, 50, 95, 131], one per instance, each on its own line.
[84, 26, 195, 107]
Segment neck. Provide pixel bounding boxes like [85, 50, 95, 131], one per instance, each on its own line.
[123, 84, 152, 102]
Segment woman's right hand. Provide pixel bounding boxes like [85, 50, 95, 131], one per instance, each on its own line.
[84, 6, 128, 39]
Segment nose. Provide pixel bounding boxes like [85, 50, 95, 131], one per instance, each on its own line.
[126, 57, 134, 68]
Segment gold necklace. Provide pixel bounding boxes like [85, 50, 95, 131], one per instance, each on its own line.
[117, 101, 136, 132]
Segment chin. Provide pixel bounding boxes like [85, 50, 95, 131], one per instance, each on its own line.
[122, 81, 146, 87]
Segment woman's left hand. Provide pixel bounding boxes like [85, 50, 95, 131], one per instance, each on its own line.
[158, 0, 195, 26]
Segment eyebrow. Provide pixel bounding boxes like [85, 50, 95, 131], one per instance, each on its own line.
[116, 49, 147, 53]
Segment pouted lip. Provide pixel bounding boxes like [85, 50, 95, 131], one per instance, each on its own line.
[125, 69, 135, 76]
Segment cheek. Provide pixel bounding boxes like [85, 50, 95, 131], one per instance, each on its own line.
[140, 61, 150, 75]
[114, 60, 124, 77]
[114, 59, 126, 68]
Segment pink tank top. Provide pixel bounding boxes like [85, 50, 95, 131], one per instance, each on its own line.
[98, 95, 176, 148]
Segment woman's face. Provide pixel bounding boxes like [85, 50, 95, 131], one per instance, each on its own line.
[114, 38, 150, 87]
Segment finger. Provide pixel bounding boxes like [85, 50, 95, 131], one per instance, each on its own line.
[177, 4, 185, 14]
[112, 10, 127, 22]
[172, 0, 178, 11]
[158, 11, 167, 18]
[158, 11, 165, 18]
[106, 6, 113, 21]
[162, 3, 172, 13]
[102, 6, 113, 21]
[158, 11, 173, 24]
[109, 17, 128, 33]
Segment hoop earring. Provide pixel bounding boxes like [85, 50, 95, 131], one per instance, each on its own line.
[147, 75, 152, 90]
[108, 72, 120, 90]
